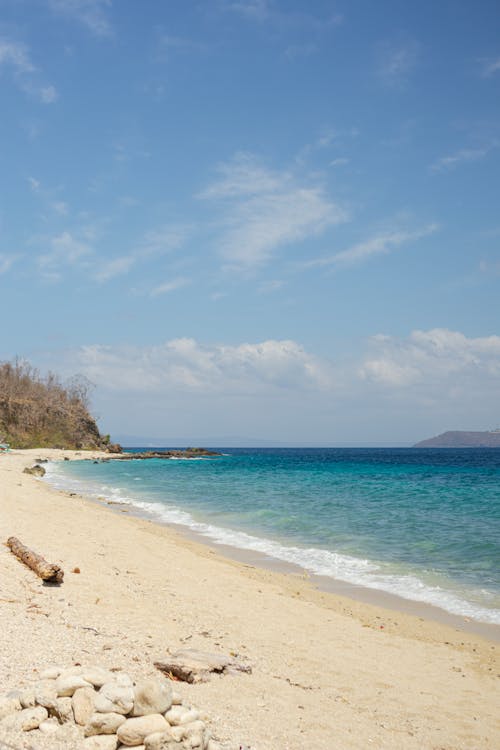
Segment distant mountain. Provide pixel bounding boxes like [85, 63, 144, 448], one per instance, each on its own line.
[414, 431, 500, 448]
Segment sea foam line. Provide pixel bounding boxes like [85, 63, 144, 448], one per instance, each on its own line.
[43, 462, 500, 625]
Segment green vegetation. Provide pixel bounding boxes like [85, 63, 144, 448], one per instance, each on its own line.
[0, 359, 118, 450]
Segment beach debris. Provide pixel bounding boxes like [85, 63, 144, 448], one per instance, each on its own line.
[6, 536, 64, 583]
[0, 664, 222, 748]
[154, 648, 252, 684]
[22, 463, 46, 476]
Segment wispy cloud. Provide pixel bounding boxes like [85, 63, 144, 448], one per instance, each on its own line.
[47, 0, 113, 37]
[38, 231, 92, 280]
[430, 144, 497, 172]
[303, 224, 438, 270]
[225, 1, 342, 31]
[375, 39, 420, 88]
[199, 152, 347, 270]
[0, 38, 58, 103]
[94, 255, 135, 282]
[480, 57, 500, 77]
[150, 277, 191, 297]
[0, 254, 19, 275]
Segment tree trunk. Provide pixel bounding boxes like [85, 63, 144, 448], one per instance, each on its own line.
[6, 537, 64, 583]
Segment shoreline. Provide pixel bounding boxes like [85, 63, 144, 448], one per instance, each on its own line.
[45, 453, 500, 641]
[1, 449, 500, 749]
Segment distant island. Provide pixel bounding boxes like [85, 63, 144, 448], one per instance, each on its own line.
[414, 430, 500, 448]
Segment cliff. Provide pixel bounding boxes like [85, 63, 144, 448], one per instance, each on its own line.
[0, 359, 120, 451]
[414, 431, 500, 448]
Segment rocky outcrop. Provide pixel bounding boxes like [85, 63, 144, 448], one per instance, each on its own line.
[414, 430, 500, 447]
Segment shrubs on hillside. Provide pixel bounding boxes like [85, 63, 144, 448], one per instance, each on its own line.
[0, 359, 118, 450]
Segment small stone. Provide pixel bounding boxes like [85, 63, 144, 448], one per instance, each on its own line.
[55, 673, 92, 697]
[14, 706, 49, 732]
[117, 714, 170, 746]
[132, 679, 173, 717]
[114, 672, 133, 687]
[144, 731, 177, 750]
[18, 689, 36, 708]
[40, 666, 63, 680]
[95, 682, 134, 715]
[72, 686, 96, 725]
[171, 691, 182, 706]
[164, 706, 199, 726]
[206, 742, 221, 750]
[82, 666, 115, 688]
[39, 718, 60, 735]
[85, 712, 126, 737]
[169, 721, 209, 748]
[83, 736, 119, 750]
[0, 695, 21, 720]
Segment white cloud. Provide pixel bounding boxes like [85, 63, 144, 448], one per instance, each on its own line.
[200, 153, 347, 269]
[138, 225, 189, 257]
[430, 145, 495, 172]
[303, 224, 438, 269]
[28, 176, 40, 192]
[71, 337, 333, 394]
[360, 328, 500, 388]
[481, 57, 500, 77]
[38, 231, 92, 279]
[0, 254, 18, 275]
[376, 39, 419, 88]
[150, 277, 191, 297]
[257, 279, 285, 294]
[0, 38, 57, 103]
[94, 255, 135, 282]
[47, 0, 113, 36]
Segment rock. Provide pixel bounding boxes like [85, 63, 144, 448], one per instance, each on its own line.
[18, 688, 36, 708]
[94, 682, 135, 715]
[206, 742, 221, 750]
[169, 720, 207, 746]
[171, 691, 182, 705]
[34, 680, 58, 706]
[55, 673, 93, 697]
[117, 714, 170, 746]
[114, 672, 133, 687]
[39, 718, 60, 734]
[132, 679, 172, 717]
[144, 732, 178, 750]
[155, 649, 251, 684]
[0, 695, 21, 720]
[40, 666, 63, 680]
[2, 705, 48, 731]
[50, 696, 74, 724]
[82, 666, 115, 688]
[23, 464, 46, 476]
[85, 712, 126, 736]
[164, 706, 199, 726]
[83, 735, 119, 750]
[72, 686, 96, 725]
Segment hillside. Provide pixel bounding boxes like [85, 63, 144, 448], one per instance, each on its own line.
[0, 359, 120, 451]
[414, 431, 500, 448]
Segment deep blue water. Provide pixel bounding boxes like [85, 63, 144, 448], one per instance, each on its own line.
[45, 448, 500, 623]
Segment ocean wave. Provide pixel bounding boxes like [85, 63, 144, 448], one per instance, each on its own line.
[43, 462, 500, 625]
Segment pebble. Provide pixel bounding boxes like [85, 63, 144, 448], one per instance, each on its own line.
[165, 705, 200, 726]
[39, 718, 60, 734]
[85, 711, 126, 736]
[40, 666, 63, 680]
[82, 666, 116, 688]
[55, 673, 93, 697]
[73, 685, 96, 725]
[95, 682, 135, 715]
[132, 679, 172, 717]
[4, 705, 48, 731]
[83, 735, 119, 749]
[117, 714, 170, 746]
[0, 695, 21, 720]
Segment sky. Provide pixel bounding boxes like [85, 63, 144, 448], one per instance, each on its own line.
[1, 0, 499, 445]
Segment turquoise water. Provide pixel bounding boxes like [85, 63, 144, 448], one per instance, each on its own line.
[45, 448, 500, 624]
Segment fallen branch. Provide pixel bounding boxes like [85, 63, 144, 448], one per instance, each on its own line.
[6, 536, 64, 583]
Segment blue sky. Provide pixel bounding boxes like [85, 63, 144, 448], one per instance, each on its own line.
[1, 0, 499, 444]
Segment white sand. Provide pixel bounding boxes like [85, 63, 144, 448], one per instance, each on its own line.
[1, 449, 499, 749]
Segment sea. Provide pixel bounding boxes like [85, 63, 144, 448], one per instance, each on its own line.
[44, 447, 500, 625]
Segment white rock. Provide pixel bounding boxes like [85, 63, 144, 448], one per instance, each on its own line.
[39, 718, 60, 735]
[0, 695, 21, 720]
[144, 732, 177, 750]
[164, 706, 199, 726]
[3, 705, 48, 731]
[132, 679, 172, 717]
[171, 690, 182, 705]
[119, 746, 145, 750]
[117, 714, 170, 746]
[55, 674, 93, 697]
[40, 666, 63, 680]
[72, 686, 96, 725]
[82, 666, 115, 688]
[169, 721, 206, 742]
[85, 712, 126, 737]
[95, 682, 135, 715]
[114, 672, 133, 687]
[18, 688, 36, 708]
[83, 735, 119, 750]
[206, 742, 221, 750]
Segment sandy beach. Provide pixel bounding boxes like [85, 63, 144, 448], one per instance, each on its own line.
[1, 449, 499, 750]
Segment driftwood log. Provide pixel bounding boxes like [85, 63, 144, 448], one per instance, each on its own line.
[6, 536, 64, 583]
[154, 648, 252, 683]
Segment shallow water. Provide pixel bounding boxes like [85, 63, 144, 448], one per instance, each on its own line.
[45, 447, 500, 624]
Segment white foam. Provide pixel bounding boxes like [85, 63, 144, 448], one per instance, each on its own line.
[43, 462, 500, 625]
